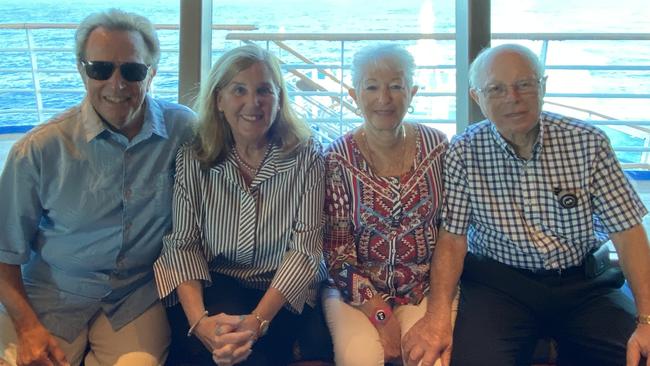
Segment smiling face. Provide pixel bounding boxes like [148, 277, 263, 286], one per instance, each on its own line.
[470, 49, 545, 140]
[217, 62, 280, 146]
[350, 60, 418, 133]
[80, 27, 155, 137]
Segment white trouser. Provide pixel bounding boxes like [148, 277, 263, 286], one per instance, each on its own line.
[0, 302, 170, 366]
[322, 287, 458, 366]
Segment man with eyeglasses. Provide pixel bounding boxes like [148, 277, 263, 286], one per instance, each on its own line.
[0, 9, 194, 366]
[402, 44, 650, 366]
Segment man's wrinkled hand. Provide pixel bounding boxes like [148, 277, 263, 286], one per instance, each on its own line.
[627, 324, 650, 366]
[17, 324, 69, 366]
[402, 312, 452, 366]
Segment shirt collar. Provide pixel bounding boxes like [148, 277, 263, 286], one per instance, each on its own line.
[147, 96, 169, 140]
[80, 99, 105, 142]
[214, 142, 302, 187]
[488, 114, 546, 160]
[80, 95, 168, 143]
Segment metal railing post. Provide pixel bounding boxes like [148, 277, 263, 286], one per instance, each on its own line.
[455, 0, 490, 132]
[178, 0, 212, 107]
[26, 28, 44, 122]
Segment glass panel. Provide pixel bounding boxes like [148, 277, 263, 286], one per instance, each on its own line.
[491, 0, 650, 165]
[0, 0, 181, 129]
[213, 0, 457, 143]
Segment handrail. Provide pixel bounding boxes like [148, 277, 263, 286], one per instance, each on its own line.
[226, 32, 650, 41]
[0, 23, 258, 31]
[274, 40, 353, 91]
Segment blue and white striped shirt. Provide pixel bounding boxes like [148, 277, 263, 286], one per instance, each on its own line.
[154, 139, 327, 313]
[443, 111, 647, 270]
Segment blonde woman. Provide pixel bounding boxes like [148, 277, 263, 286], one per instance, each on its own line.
[154, 45, 330, 365]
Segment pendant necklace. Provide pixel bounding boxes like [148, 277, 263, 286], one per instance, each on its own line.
[362, 124, 407, 176]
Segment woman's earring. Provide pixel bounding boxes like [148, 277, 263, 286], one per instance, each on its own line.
[354, 107, 362, 116]
[408, 105, 414, 114]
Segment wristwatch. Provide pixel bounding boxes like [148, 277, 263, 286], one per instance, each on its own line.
[636, 314, 650, 325]
[252, 311, 270, 337]
[368, 305, 393, 326]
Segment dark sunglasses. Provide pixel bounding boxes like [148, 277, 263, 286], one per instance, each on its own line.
[81, 60, 151, 82]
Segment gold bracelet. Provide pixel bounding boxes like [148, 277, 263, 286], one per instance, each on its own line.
[187, 310, 209, 337]
[636, 314, 650, 325]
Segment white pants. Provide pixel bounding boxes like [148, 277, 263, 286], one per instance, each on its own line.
[0, 302, 170, 366]
[322, 287, 457, 366]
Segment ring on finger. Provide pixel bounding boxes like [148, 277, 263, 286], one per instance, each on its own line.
[215, 325, 224, 336]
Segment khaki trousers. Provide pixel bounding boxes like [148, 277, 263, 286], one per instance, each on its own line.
[0, 302, 170, 366]
[322, 287, 458, 366]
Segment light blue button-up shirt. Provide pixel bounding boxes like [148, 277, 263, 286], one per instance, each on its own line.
[0, 95, 195, 342]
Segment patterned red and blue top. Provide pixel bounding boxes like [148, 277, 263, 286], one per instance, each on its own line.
[324, 123, 447, 306]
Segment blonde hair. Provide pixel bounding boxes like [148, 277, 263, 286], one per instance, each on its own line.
[193, 44, 311, 169]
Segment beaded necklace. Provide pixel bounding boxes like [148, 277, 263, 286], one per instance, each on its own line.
[232, 143, 271, 177]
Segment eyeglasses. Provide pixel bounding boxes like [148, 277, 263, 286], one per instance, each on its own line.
[475, 77, 546, 99]
[81, 60, 151, 82]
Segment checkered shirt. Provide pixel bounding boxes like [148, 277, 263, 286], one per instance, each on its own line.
[443, 111, 647, 270]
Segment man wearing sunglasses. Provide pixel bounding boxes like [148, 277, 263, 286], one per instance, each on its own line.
[0, 8, 194, 366]
[403, 44, 650, 366]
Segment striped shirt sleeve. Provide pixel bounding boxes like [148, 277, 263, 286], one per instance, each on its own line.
[269, 145, 326, 312]
[154, 146, 211, 304]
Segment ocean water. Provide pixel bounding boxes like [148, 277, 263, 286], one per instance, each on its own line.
[0, 0, 648, 161]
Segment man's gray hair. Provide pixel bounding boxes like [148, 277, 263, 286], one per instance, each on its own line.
[468, 43, 544, 88]
[351, 43, 416, 91]
[75, 8, 160, 67]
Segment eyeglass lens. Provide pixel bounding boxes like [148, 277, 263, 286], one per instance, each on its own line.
[83, 61, 149, 82]
[482, 78, 542, 98]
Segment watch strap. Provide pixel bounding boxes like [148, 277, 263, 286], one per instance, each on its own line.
[636, 314, 650, 325]
[368, 305, 393, 326]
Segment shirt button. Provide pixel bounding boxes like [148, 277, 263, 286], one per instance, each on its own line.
[124, 189, 132, 200]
